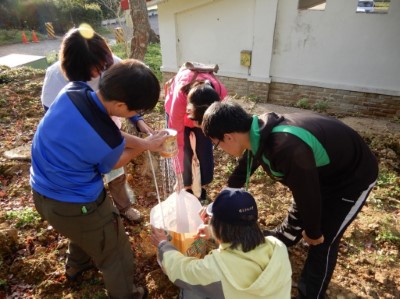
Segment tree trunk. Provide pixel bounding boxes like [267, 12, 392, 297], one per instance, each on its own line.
[129, 0, 150, 60]
[149, 28, 160, 43]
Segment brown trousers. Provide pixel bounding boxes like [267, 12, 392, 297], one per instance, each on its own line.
[108, 174, 133, 213]
[33, 189, 141, 299]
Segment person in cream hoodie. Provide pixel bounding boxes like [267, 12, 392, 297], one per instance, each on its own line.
[151, 188, 292, 299]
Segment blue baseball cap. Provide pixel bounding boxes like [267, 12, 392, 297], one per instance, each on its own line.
[206, 188, 258, 224]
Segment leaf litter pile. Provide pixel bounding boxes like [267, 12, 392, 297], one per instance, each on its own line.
[0, 66, 399, 298]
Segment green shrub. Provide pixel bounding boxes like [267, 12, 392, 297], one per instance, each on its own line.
[0, 29, 20, 45]
[56, 2, 103, 32]
[295, 98, 310, 109]
[19, 1, 55, 32]
[247, 95, 260, 102]
[312, 100, 329, 112]
[46, 51, 59, 66]
[0, 66, 45, 84]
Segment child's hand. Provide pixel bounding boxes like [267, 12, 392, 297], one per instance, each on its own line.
[198, 206, 210, 224]
[196, 224, 210, 239]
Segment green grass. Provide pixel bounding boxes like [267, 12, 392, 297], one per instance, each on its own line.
[375, 169, 400, 201]
[144, 43, 162, 82]
[109, 42, 162, 82]
[5, 207, 41, 228]
[377, 169, 398, 187]
[376, 229, 400, 246]
[110, 43, 129, 59]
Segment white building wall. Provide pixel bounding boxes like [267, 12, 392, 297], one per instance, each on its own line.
[271, 0, 400, 96]
[158, 0, 277, 82]
[158, 0, 400, 96]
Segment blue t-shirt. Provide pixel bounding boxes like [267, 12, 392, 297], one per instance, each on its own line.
[30, 82, 125, 203]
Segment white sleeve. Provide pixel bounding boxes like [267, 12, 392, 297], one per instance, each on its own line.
[41, 62, 69, 108]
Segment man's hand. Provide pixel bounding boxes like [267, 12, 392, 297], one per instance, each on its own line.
[302, 231, 324, 246]
[144, 130, 169, 152]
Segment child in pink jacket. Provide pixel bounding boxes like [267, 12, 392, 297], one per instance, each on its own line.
[165, 64, 227, 201]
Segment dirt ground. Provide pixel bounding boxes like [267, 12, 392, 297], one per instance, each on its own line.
[0, 67, 399, 298]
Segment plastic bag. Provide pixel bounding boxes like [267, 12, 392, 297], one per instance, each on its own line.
[150, 190, 203, 255]
[189, 132, 202, 198]
[150, 189, 202, 233]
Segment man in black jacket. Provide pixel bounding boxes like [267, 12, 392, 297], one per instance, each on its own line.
[202, 101, 378, 299]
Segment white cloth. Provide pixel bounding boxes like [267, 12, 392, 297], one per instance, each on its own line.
[41, 55, 122, 127]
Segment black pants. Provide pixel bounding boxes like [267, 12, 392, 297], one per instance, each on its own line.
[183, 127, 214, 187]
[274, 182, 376, 299]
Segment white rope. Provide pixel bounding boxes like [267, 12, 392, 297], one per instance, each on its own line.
[147, 150, 167, 229]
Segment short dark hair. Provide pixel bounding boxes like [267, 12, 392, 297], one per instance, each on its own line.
[210, 217, 265, 252]
[202, 101, 253, 140]
[98, 59, 160, 111]
[187, 80, 221, 124]
[60, 27, 113, 82]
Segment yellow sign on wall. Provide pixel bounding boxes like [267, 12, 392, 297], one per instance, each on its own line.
[240, 50, 252, 67]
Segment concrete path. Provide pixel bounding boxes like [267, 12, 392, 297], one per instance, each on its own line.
[0, 31, 118, 58]
[0, 38, 61, 58]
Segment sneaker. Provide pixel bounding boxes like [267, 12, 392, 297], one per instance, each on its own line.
[65, 262, 95, 281]
[122, 207, 143, 223]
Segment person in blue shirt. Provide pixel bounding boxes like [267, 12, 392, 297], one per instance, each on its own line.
[31, 58, 168, 299]
[40, 27, 151, 222]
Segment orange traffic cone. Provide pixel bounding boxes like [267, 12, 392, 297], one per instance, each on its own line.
[32, 30, 39, 43]
[21, 31, 28, 44]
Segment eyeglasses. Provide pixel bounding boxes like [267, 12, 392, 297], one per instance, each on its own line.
[186, 105, 196, 120]
[96, 63, 108, 75]
[136, 109, 145, 116]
